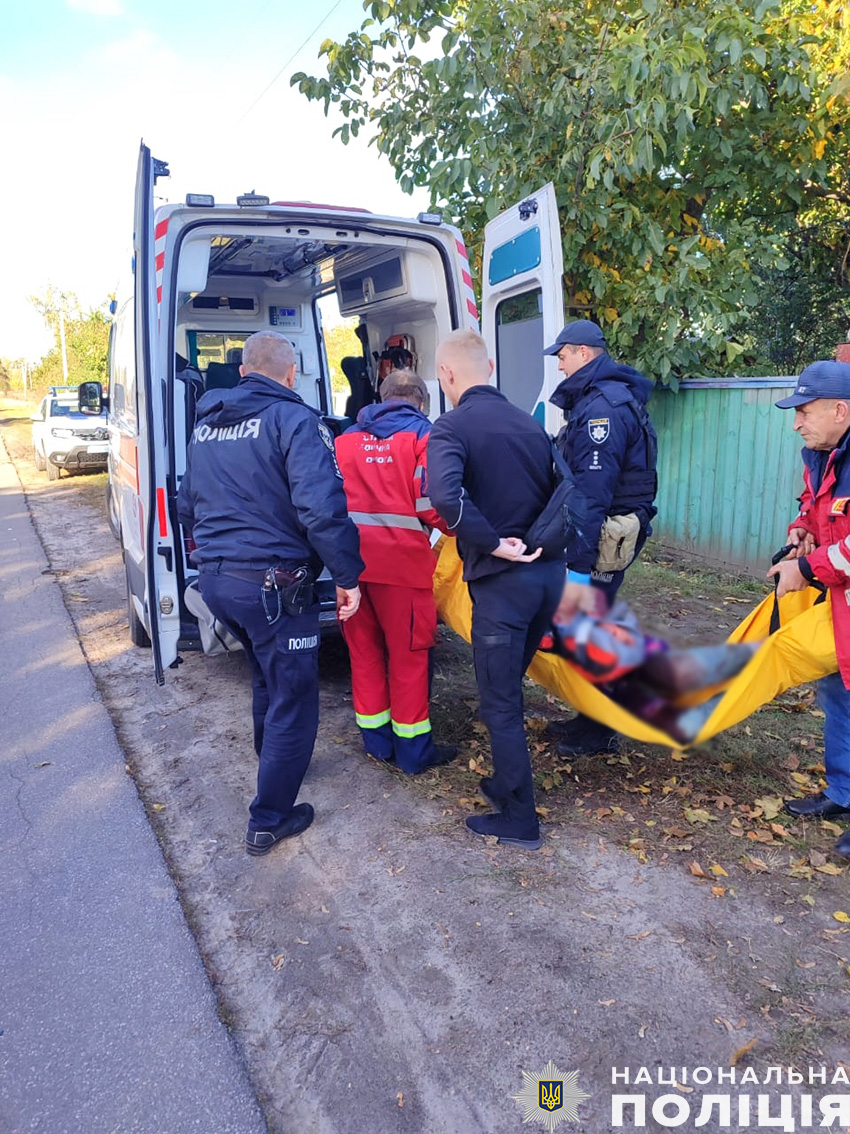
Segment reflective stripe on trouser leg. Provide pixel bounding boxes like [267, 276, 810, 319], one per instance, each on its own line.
[392, 718, 434, 773]
[355, 710, 394, 761]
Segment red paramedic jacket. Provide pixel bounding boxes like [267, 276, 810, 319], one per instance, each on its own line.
[335, 400, 448, 588]
[793, 427, 850, 689]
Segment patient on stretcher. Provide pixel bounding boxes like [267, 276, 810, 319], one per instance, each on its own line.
[540, 599, 761, 745]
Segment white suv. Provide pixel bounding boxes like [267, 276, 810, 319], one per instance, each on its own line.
[31, 387, 110, 480]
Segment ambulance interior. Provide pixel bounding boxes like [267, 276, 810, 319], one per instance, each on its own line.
[171, 224, 456, 466]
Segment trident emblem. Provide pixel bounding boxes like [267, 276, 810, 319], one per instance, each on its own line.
[539, 1082, 563, 1112]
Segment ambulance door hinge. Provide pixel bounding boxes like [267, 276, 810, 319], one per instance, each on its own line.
[153, 158, 171, 183]
[518, 197, 538, 222]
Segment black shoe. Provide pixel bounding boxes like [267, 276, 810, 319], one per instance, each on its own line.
[546, 717, 589, 743]
[466, 813, 543, 850]
[836, 830, 850, 860]
[245, 803, 314, 856]
[404, 745, 458, 774]
[784, 793, 850, 820]
[555, 732, 620, 757]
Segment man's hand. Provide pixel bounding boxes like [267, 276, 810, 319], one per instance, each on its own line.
[554, 580, 601, 622]
[336, 585, 361, 622]
[767, 559, 808, 597]
[491, 537, 542, 563]
[786, 526, 817, 558]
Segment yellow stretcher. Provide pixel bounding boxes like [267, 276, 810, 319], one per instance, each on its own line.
[432, 540, 837, 748]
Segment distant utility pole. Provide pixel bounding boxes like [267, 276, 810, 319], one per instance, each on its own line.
[59, 310, 68, 382]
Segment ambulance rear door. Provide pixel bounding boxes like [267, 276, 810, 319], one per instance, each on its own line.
[134, 141, 180, 684]
[480, 183, 565, 433]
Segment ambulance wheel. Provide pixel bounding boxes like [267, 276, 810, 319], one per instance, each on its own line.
[106, 482, 121, 541]
[33, 445, 46, 471]
[125, 560, 151, 648]
[46, 458, 60, 481]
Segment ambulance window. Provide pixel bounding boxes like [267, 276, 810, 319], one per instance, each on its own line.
[191, 332, 251, 370]
[495, 287, 543, 415]
[110, 301, 136, 428]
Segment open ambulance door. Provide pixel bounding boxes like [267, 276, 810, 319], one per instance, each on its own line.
[480, 183, 565, 434]
[134, 141, 179, 684]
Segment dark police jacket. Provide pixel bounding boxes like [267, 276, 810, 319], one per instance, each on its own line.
[550, 353, 658, 574]
[176, 373, 363, 588]
[427, 385, 561, 582]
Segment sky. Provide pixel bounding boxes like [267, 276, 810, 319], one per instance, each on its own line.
[0, 0, 430, 361]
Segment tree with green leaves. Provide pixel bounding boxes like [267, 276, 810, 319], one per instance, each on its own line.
[293, 0, 850, 381]
[29, 288, 111, 394]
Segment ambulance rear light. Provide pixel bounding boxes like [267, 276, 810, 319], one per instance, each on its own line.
[237, 191, 271, 207]
[186, 193, 215, 207]
[418, 211, 443, 225]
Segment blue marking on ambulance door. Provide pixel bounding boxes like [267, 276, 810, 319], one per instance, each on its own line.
[488, 227, 541, 286]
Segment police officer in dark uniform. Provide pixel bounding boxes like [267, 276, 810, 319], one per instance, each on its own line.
[544, 319, 658, 755]
[177, 331, 363, 856]
[428, 330, 566, 850]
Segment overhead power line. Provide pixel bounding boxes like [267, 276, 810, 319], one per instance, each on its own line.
[239, 0, 347, 122]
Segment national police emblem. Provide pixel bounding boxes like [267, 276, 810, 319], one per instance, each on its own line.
[317, 421, 336, 452]
[512, 1061, 590, 1130]
[588, 418, 610, 444]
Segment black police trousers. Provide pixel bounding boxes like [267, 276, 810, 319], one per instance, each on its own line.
[468, 558, 564, 833]
[199, 569, 320, 831]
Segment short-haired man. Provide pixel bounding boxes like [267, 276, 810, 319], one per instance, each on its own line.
[769, 360, 850, 860]
[543, 319, 658, 756]
[335, 368, 456, 773]
[427, 330, 566, 849]
[177, 330, 363, 855]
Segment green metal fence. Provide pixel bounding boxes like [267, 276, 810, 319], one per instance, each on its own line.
[649, 379, 802, 574]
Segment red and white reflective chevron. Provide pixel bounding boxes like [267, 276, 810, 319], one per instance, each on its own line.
[449, 229, 479, 329]
[154, 216, 169, 319]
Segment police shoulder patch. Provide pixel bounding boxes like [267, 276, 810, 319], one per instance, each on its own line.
[317, 421, 335, 452]
[588, 417, 610, 444]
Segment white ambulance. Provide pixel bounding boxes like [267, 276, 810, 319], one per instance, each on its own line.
[82, 142, 566, 683]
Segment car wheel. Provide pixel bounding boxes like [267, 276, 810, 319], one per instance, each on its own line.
[106, 481, 121, 541]
[125, 559, 151, 648]
[33, 445, 46, 471]
[46, 458, 60, 481]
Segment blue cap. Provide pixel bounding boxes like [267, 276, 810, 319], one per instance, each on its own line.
[543, 319, 607, 355]
[775, 360, 850, 408]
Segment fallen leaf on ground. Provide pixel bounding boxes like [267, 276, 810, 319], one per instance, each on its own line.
[816, 863, 844, 875]
[684, 807, 714, 824]
[730, 1037, 758, 1065]
[689, 861, 710, 879]
[638, 1024, 649, 1038]
[674, 1082, 694, 1093]
[833, 911, 850, 923]
[598, 999, 616, 1006]
[710, 864, 729, 877]
[271, 953, 286, 970]
[753, 796, 783, 820]
[397, 1092, 404, 1108]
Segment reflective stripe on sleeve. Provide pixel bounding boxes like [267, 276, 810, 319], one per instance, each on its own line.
[827, 540, 850, 578]
[349, 511, 425, 531]
[415, 497, 433, 512]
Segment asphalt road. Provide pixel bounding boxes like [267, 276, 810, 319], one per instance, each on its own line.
[0, 436, 267, 1133]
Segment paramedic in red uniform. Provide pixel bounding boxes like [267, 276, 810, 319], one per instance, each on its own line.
[769, 360, 850, 860]
[335, 369, 458, 774]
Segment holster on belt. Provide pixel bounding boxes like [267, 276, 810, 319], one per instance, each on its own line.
[263, 565, 316, 616]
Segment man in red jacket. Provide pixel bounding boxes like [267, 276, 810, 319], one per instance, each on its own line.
[769, 360, 850, 860]
[336, 369, 457, 774]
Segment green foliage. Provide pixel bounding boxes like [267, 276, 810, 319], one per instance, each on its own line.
[324, 317, 363, 394]
[29, 287, 111, 394]
[293, 0, 850, 381]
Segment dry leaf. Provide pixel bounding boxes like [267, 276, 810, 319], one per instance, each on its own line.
[816, 863, 844, 875]
[684, 807, 713, 824]
[598, 998, 616, 1006]
[152, 803, 166, 812]
[730, 1037, 758, 1066]
[753, 796, 783, 821]
[833, 911, 850, 924]
[638, 1024, 649, 1038]
[709, 864, 729, 877]
[397, 1092, 404, 1108]
[271, 953, 286, 970]
[711, 886, 727, 897]
[689, 861, 710, 879]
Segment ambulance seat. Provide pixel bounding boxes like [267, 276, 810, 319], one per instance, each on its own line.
[341, 356, 375, 420]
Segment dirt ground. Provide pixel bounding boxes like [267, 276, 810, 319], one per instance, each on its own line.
[3, 396, 849, 1133]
